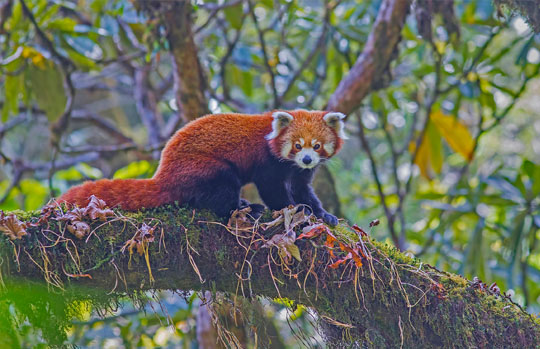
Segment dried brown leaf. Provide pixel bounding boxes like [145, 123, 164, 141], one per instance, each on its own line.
[125, 223, 156, 256]
[264, 230, 299, 263]
[84, 195, 114, 220]
[228, 206, 256, 229]
[0, 212, 28, 240]
[67, 221, 90, 239]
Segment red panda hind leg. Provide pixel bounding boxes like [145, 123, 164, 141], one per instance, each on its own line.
[184, 170, 243, 217]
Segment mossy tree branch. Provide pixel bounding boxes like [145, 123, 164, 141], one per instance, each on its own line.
[1, 206, 539, 347]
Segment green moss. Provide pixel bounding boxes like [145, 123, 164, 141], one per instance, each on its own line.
[2, 206, 540, 347]
[369, 238, 419, 266]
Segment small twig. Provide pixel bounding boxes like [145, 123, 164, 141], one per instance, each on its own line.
[194, 0, 243, 34]
[219, 13, 247, 101]
[356, 112, 400, 248]
[278, 2, 333, 103]
[395, 42, 444, 246]
[247, 0, 279, 108]
[71, 110, 135, 144]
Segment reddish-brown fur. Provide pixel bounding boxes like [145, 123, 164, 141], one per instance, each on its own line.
[59, 110, 343, 211]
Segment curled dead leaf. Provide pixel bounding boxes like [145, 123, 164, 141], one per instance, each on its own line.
[124, 223, 156, 256]
[264, 230, 301, 262]
[58, 207, 89, 239]
[84, 195, 114, 220]
[228, 206, 256, 229]
[67, 221, 90, 239]
[369, 219, 380, 227]
[0, 211, 28, 240]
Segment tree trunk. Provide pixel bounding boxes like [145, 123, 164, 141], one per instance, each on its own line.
[1, 206, 538, 347]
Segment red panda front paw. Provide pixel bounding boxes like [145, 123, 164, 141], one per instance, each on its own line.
[322, 212, 338, 226]
[239, 198, 251, 208]
[248, 203, 265, 219]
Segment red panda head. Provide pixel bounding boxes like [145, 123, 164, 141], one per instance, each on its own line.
[266, 110, 348, 169]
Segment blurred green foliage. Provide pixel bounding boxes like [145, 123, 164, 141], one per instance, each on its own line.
[1, 0, 539, 347]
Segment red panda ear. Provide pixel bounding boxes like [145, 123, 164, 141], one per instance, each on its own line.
[266, 111, 294, 140]
[324, 112, 348, 139]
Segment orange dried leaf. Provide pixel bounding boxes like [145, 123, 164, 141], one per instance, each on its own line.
[338, 243, 364, 267]
[297, 223, 328, 240]
[329, 258, 348, 269]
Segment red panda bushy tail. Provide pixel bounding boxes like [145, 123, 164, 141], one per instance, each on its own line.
[58, 178, 166, 211]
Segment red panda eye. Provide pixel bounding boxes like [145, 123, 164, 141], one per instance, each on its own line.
[295, 144, 302, 150]
[314, 144, 320, 150]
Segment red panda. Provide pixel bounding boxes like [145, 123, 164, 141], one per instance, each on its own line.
[59, 110, 347, 225]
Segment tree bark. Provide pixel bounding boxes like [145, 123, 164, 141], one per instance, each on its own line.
[163, 1, 209, 123]
[1, 207, 539, 347]
[136, 0, 209, 126]
[326, 0, 411, 114]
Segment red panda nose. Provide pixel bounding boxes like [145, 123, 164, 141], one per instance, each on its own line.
[302, 156, 312, 165]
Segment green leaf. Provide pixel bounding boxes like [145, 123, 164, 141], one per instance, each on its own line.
[286, 243, 302, 262]
[6, 1, 23, 31]
[113, 161, 156, 179]
[90, 0, 108, 13]
[19, 179, 48, 211]
[259, 0, 273, 8]
[508, 210, 528, 268]
[37, 3, 59, 26]
[516, 36, 534, 67]
[2, 74, 23, 122]
[55, 163, 103, 181]
[224, 3, 243, 30]
[522, 160, 540, 196]
[427, 123, 443, 174]
[26, 62, 67, 123]
[64, 46, 97, 69]
[462, 217, 485, 279]
[46, 18, 77, 32]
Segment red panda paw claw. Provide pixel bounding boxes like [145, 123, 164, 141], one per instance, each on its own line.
[322, 212, 339, 226]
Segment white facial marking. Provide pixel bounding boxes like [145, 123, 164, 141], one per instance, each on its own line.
[311, 139, 317, 146]
[299, 138, 305, 146]
[294, 148, 320, 169]
[323, 112, 349, 139]
[324, 142, 335, 155]
[265, 111, 294, 140]
[281, 140, 292, 158]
